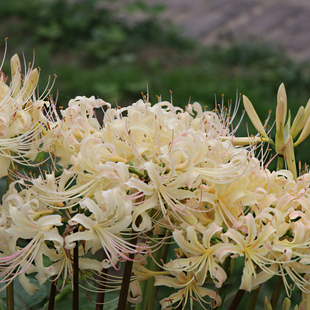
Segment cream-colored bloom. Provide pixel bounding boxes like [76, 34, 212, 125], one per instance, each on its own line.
[0, 198, 63, 293]
[172, 223, 227, 288]
[219, 213, 276, 291]
[155, 261, 221, 310]
[0, 53, 56, 177]
[65, 188, 137, 268]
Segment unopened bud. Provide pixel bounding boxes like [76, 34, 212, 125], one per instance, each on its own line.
[243, 95, 268, 139]
[22, 68, 39, 101]
[10, 54, 21, 98]
[294, 116, 310, 147]
[282, 298, 291, 310]
[290, 106, 305, 139]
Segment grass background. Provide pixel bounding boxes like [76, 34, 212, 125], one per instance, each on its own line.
[0, 0, 309, 308]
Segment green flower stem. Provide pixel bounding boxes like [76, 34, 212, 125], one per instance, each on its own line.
[73, 239, 79, 310]
[117, 229, 138, 310]
[48, 276, 58, 310]
[129, 167, 144, 178]
[277, 154, 284, 170]
[135, 230, 157, 310]
[142, 247, 162, 310]
[246, 286, 261, 310]
[160, 232, 172, 264]
[6, 159, 14, 310]
[6, 281, 14, 310]
[95, 251, 108, 310]
[218, 257, 234, 310]
[270, 277, 283, 310]
[141, 232, 171, 310]
[228, 289, 246, 310]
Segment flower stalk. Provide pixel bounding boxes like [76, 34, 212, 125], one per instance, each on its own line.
[247, 286, 261, 310]
[95, 251, 108, 310]
[117, 229, 138, 310]
[73, 239, 79, 310]
[228, 290, 246, 310]
[48, 276, 58, 310]
[141, 246, 162, 310]
[270, 277, 283, 310]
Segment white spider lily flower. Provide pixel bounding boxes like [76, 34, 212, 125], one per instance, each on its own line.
[0, 203, 63, 292]
[127, 161, 197, 230]
[219, 213, 276, 291]
[155, 261, 221, 310]
[65, 188, 138, 269]
[172, 223, 227, 288]
[0, 53, 57, 177]
[42, 244, 103, 290]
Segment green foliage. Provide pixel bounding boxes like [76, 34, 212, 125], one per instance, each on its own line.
[0, 277, 47, 310]
[2, 0, 310, 116]
[1, 0, 191, 103]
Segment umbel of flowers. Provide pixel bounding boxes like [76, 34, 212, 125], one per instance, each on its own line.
[1, 51, 310, 310]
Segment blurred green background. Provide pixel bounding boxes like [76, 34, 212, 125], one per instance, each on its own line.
[2, 0, 310, 166]
[1, 0, 309, 309]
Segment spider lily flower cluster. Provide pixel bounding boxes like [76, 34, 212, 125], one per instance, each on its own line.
[0, 51, 56, 178]
[1, 52, 310, 310]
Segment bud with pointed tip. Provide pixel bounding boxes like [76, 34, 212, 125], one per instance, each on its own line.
[221, 136, 267, 146]
[294, 116, 310, 147]
[275, 97, 286, 153]
[296, 301, 306, 310]
[22, 68, 39, 101]
[277, 83, 287, 107]
[290, 106, 305, 139]
[243, 95, 268, 139]
[282, 298, 291, 310]
[302, 98, 310, 127]
[264, 296, 273, 310]
[10, 54, 22, 98]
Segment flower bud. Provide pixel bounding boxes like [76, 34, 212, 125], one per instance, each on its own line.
[282, 298, 291, 310]
[275, 97, 287, 153]
[302, 98, 310, 127]
[264, 296, 272, 310]
[294, 116, 310, 147]
[243, 95, 268, 139]
[290, 106, 305, 139]
[22, 68, 39, 101]
[277, 83, 287, 107]
[10, 54, 21, 98]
